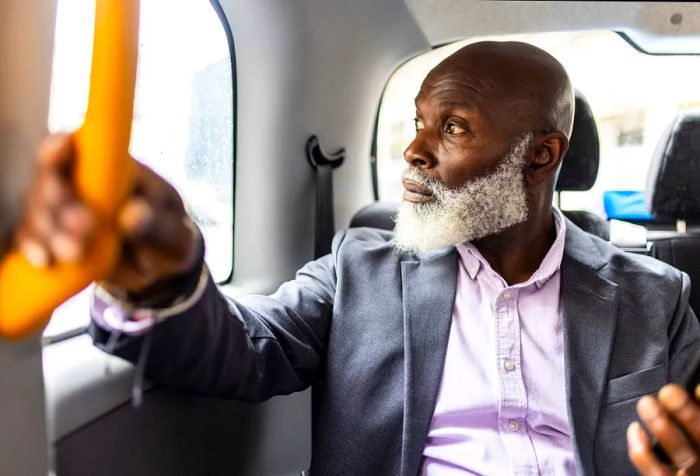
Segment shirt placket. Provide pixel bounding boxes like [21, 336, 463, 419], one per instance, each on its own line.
[494, 286, 539, 476]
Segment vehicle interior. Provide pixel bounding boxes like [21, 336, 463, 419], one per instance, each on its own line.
[2, 0, 700, 474]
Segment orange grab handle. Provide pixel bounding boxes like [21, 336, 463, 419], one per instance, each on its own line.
[0, 0, 140, 339]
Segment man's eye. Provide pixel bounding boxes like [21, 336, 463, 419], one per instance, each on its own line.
[414, 118, 424, 131]
[445, 122, 466, 135]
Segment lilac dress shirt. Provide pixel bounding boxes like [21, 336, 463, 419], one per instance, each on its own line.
[421, 209, 576, 476]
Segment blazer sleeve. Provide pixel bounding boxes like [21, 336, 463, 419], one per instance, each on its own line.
[666, 271, 700, 384]
[89, 230, 346, 402]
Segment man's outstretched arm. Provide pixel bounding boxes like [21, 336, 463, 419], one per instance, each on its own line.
[89, 251, 337, 401]
[18, 133, 336, 401]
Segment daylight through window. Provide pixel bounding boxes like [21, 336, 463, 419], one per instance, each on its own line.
[45, 0, 234, 338]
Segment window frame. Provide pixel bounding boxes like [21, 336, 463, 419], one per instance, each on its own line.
[208, 0, 237, 286]
[43, 0, 237, 344]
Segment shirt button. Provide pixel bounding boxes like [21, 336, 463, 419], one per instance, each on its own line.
[508, 420, 520, 432]
[503, 291, 512, 300]
[503, 360, 515, 372]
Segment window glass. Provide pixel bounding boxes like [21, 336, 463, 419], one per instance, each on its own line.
[376, 30, 700, 216]
[44, 0, 234, 338]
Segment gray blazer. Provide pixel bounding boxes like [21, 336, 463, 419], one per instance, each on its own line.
[92, 219, 700, 475]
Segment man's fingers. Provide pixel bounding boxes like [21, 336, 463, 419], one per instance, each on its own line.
[117, 198, 155, 238]
[659, 385, 700, 448]
[118, 198, 195, 261]
[37, 133, 74, 170]
[41, 173, 72, 206]
[58, 202, 95, 237]
[627, 421, 675, 476]
[14, 132, 92, 266]
[17, 233, 50, 268]
[132, 161, 186, 213]
[97, 160, 197, 295]
[47, 232, 85, 263]
[105, 197, 198, 293]
[106, 244, 159, 292]
[27, 205, 54, 238]
[638, 395, 699, 471]
[21, 194, 93, 264]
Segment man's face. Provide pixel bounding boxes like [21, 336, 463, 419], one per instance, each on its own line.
[392, 67, 532, 253]
[403, 67, 525, 189]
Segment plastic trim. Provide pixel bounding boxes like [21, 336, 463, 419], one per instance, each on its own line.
[209, 0, 237, 285]
[616, 31, 700, 56]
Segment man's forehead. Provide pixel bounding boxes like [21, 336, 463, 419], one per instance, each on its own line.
[419, 41, 556, 102]
[414, 94, 478, 112]
[412, 41, 574, 136]
[414, 70, 504, 111]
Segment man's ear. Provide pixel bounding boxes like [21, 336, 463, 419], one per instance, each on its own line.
[526, 131, 569, 187]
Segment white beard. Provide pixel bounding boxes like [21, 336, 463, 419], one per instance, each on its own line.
[392, 133, 532, 254]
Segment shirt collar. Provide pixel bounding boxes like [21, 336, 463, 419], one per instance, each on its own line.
[456, 207, 567, 287]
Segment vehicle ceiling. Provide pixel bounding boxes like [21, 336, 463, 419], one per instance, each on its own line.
[404, 0, 700, 53]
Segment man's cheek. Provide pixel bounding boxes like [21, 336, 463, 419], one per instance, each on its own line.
[434, 155, 473, 189]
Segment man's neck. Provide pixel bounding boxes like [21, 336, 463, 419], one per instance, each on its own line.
[472, 207, 557, 286]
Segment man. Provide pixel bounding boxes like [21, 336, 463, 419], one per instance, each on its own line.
[17, 41, 700, 475]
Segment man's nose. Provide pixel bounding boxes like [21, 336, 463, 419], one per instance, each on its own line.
[403, 135, 436, 169]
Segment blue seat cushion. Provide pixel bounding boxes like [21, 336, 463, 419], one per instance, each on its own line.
[604, 191, 654, 221]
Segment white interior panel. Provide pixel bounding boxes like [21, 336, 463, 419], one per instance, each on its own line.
[218, 0, 428, 290]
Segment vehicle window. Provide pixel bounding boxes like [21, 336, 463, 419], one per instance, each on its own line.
[45, 0, 234, 339]
[376, 30, 700, 216]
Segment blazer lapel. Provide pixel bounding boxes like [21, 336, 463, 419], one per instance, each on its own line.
[399, 248, 458, 476]
[561, 223, 619, 475]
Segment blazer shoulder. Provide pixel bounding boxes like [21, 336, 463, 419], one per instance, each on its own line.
[333, 227, 395, 255]
[329, 227, 408, 277]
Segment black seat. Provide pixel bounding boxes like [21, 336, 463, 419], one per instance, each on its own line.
[351, 91, 609, 240]
[555, 90, 609, 240]
[349, 201, 397, 230]
[647, 112, 700, 313]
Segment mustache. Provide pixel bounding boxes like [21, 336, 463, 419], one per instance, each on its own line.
[401, 168, 446, 194]
[400, 132, 533, 196]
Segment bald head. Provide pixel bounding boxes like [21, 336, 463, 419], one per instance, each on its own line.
[402, 41, 575, 255]
[423, 41, 575, 139]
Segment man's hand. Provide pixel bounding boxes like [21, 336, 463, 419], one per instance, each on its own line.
[628, 384, 700, 475]
[15, 133, 200, 296]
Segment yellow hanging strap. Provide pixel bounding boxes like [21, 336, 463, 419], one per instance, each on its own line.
[0, 0, 140, 339]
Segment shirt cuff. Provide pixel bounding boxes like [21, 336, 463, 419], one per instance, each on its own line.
[91, 264, 210, 337]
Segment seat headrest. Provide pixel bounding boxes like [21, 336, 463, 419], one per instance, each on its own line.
[646, 113, 700, 220]
[555, 91, 600, 192]
[349, 201, 397, 230]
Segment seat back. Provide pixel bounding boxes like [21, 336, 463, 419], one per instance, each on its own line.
[554, 90, 609, 240]
[651, 237, 700, 313]
[555, 90, 600, 192]
[349, 201, 396, 230]
[646, 113, 700, 223]
[646, 112, 700, 314]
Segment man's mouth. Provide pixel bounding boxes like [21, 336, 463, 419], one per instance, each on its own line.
[402, 178, 434, 204]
